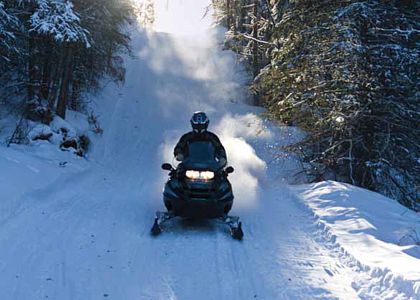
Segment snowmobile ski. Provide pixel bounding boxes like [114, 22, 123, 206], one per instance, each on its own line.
[150, 217, 162, 235]
[231, 222, 243, 240]
[218, 215, 244, 240]
[150, 211, 175, 236]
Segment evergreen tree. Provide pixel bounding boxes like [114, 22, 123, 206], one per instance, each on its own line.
[213, 0, 420, 211]
[0, 1, 19, 62]
[0, 0, 135, 121]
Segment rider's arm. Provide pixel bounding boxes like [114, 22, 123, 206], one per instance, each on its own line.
[174, 133, 191, 160]
[208, 132, 227, 165]
[217, 144, 227, 160]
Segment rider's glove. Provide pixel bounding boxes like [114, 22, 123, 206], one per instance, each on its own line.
[176, 153, 184, 161]
[217, 157, 227, 166]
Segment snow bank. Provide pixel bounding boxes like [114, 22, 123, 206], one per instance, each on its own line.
[0, 109, 92, 222]
[50, 110, 90, 140]
[294, 181, 420, 298]
[26, 110, 91, 156]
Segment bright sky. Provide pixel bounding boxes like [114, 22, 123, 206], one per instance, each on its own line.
[153, 0, 213, 36]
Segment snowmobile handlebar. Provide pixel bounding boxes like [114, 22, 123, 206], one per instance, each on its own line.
[161, 163, 174, 171]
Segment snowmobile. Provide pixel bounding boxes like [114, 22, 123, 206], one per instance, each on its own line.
[151, 140, 243, 240]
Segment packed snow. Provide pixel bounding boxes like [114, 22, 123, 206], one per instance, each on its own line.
[0, 0, 418, 299]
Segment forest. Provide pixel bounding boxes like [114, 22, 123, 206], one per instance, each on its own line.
[0, 0, 418, 210]
[0, 0, 139, 147]
[212, 0, 419, 211]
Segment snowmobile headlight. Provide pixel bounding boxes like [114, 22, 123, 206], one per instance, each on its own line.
[185, 170, 214, 181]
[186, 170, 201, 179]
[200, 171, 214, 180]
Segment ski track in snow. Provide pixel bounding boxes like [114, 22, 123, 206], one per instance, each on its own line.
[0, 1, 418, 299]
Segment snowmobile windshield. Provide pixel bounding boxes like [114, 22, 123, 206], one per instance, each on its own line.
[182, 141, 221, 171]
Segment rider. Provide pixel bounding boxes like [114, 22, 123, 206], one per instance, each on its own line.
[174, 111, 227, 167]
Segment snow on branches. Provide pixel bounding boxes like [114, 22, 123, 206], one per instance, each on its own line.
[0, 1, 19, 60]
[1, 0, 135, 130]
[30, 0, 90, 47]
[214, 0, 420, 211]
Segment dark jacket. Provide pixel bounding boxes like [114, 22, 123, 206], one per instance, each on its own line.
[174, 131, 227, 162]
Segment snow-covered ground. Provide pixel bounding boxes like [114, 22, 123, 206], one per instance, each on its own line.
[0, 1, 418, 299]
[295, 182, 420, 298]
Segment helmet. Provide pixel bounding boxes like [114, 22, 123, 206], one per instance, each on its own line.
[190, 111, 209, 133]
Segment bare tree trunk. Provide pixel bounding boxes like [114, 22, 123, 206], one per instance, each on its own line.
[48, 50, 64, 110]
[27, 34, 36, 102]
[262, 0, 275, 25]
[252, 0, 259, 105]
[252, 0, 259, 76]
[40, 39, 53, 101]
[70, 77, 80, 111]
[238, 1, 245, 32]
[227, 0, 231, 28]
[57, 44, 74, 119]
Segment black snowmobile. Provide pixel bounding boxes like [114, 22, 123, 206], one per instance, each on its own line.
[151, 140, 243, 240]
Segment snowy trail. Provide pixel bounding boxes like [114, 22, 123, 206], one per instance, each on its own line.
[0, 1, 418, 299]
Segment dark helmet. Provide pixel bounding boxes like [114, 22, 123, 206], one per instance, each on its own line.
[190, 111, 209, 133]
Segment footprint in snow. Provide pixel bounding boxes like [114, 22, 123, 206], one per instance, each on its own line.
[324, 268, 334, 276]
